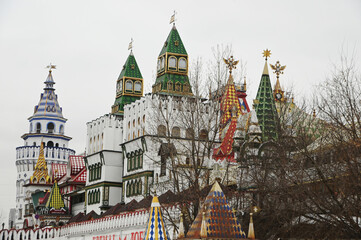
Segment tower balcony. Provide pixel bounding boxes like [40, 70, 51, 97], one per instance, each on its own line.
[16, 146, 75, 161]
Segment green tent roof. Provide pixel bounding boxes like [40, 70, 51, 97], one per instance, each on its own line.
[118, 52, 143, 80]
[255, 62, 279, 141]
[159, 26, 187, 56]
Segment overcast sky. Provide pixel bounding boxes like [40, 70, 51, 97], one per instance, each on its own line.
[0, 0, 360, 225]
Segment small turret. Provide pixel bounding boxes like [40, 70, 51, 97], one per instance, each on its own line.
[111, 44, 144, 116]
[152, 20, 192, 96]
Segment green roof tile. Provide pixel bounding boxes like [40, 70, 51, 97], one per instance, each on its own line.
[159, 26, 187, 56]
[255, 62, 279, 141]
[118, 53, 143, 80]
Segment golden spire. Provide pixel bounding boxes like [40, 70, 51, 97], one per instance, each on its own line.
[247, 213, 255, 239]
[223, 56, 239, 75]
[30, 141, 51, 184]
[200, 211, 207, 238]
[178, 213, 185, 239]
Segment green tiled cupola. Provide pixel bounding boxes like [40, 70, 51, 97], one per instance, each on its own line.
[254, 59, 279, 141]
[111, 52, 144, 116]
[152, 25, 193, 96]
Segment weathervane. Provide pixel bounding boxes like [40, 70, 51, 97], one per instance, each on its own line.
[46, 63, 56, 72]
[262, 49, 271, 61]
[223, 56, 239, 74]
[270, 61, 286, 80]
[128, 38, 133, 51]
[170, 10, 176, 25]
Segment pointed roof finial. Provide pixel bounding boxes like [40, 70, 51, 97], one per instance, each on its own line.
[178, 213, 185, 239]
[128, 38, 133, 53]
[170, 10, 176, 26]
[247, 213, 255, 239]
[223, 56, 239, 75]
[270, 60, 286, 84]
[262, 49, 271, 61]
[46, 63, 56, 73]
[262, 49, 271, 75]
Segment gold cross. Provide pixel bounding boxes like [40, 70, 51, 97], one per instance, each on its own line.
[223, 56, 239, 74]
[262, 49, 271, 61]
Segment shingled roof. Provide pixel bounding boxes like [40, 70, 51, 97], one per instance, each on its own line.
[184, 182, 247, 239]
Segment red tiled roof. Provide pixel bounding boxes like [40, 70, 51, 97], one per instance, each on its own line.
[51, 163, 67, 180]
[72, 168, 87, 183]
[69, 155, 85, 175]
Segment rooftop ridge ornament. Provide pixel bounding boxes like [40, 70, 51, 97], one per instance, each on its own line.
[46, 63, 56, 72]
[128, 38, 133, 52]
[262, 49, 271, 61]
[170, 10, 176, 25]
[270, 60, 286, 80]
[223, 56, 239, 74]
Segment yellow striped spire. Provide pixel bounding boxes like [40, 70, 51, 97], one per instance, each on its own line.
[30, 142, 51, 184]
[143, 196, 170, 240]
[45, 180, 65, 209]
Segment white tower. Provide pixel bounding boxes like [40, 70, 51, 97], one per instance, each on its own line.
[14, 66, 75, 228]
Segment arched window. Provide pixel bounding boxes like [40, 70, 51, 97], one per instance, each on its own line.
[47, 122, 55, 133]
[138, 179, 142, 194]
[167, 81, 173, 91]
[186, 128, 194, 139]
[47, 141, 54, 148]
[36, 123, 41, 133]
[179, 58, 187, 70]
[171, 127, 180, 137]
[143, 115, 145, 122]
[59, 125, 64, 134]
[160, 57, 165, 69]
[134, 81, 142, 93]
[199, 129, 208, 140]
[168, 56, 177, 69]
[55, 143, 59, 147]
[157, 125, 166, 136]
[157, 59, 161, 71]
[175, 82, 181, 92]
[117, 80, 123, 93]
[125, 80, 133, 92]
[126, 182, 130, 197]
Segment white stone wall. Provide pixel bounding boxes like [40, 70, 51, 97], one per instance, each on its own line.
[86, 114, 123, 155]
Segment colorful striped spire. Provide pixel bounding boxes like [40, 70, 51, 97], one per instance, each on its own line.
[186, 181, 247, 239]
[30, 141, 51, 184]
[45, 180, 65, 209]
[143, 196, 170, 240]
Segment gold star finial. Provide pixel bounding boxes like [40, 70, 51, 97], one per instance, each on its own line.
[223, 56, 239, 74]
[270, 61, 286, 80]
[46, 63, 56, 72]
[263, 49, 271, 61]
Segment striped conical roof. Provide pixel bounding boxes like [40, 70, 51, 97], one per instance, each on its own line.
[45, 180, 65, 209]
[30, 142, 51, 184]
[186, 182, 247, 239]
[32, 70, 64, 119]
[143, 196, 170, 240]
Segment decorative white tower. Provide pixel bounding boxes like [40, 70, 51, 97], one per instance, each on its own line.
[14, 65, 75, 228]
